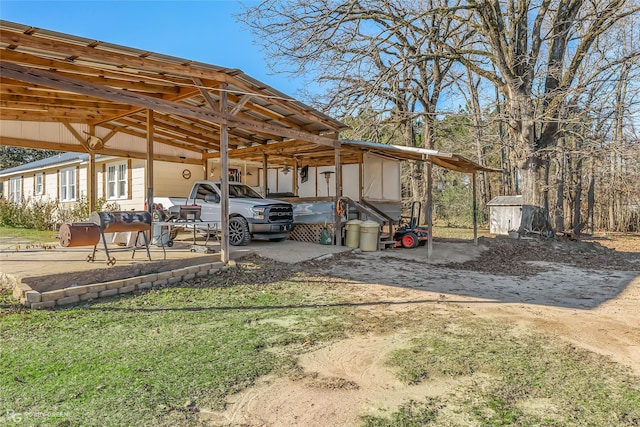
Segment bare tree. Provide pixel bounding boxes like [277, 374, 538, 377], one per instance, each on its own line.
[239, 0, 640, 233]
[436, 0, 640, 232]
[240, 0, 462, 222]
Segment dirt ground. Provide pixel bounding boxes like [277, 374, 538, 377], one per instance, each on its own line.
[201, 234, 640, 426]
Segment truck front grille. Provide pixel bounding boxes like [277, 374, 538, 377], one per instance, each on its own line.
[268, 204, 293, 222]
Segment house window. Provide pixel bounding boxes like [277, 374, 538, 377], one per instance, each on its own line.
[35, 173, 44, 196]
[107, 162, 128, 199]
[60, 167, 76, 201]
[9, 177, 22, 203]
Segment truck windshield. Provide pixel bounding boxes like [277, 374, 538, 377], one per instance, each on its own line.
[216, 183, 264, 199]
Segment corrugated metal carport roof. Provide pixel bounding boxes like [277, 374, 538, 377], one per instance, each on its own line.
[213, 138, 499, 173]
[0, 20, 347, 159]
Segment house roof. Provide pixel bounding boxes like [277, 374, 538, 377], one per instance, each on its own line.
[487, 195, 523, 206]
[0, 152, 87, 176]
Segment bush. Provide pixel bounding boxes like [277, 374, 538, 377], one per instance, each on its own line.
[0, 196, 120, 230]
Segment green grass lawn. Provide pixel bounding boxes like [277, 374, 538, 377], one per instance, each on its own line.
[1, 260, 356, 426]
[1, 258, 639, 426]
[362, 318, 640, 426]
[0, 226, 58, 243]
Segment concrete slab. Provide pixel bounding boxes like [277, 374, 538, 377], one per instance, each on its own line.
[0, 233, 355, 294]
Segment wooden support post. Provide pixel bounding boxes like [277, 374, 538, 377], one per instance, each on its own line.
[472, 172, 478, 245]
[146, 109, 154, 213]
[262, 152, 268, 197]
[426, 161, 433, 260]
[293, 158, 299, 196]
[334, 145, 342, 245]
[220, 88, 230, 264]
[358, 151, 364, 203]
[88, 125, 96, 213]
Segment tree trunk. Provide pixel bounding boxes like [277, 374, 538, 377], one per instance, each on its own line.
[572, 157, 583, 234]
[554, 148, 565, 232]
[587, 159, 595, 233]
[467, 69, 488, 220]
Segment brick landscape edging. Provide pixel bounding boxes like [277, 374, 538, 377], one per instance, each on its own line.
[5, 262, 226, 308]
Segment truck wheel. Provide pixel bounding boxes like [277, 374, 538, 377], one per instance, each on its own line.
[229, 217, 251, 246]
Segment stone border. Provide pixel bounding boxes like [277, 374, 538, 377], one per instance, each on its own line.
[7, 262, 227, 309]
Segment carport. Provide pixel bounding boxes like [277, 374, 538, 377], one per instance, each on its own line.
[1, 20, 498, 262]
[0, 20, 348, 263]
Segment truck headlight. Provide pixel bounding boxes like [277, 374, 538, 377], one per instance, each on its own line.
[252, 207, 265, 220]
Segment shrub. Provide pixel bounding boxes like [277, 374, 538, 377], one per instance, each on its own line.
[0, 196, 120, 230]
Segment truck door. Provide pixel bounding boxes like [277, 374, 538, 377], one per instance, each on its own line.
[190, 183, 221, 221]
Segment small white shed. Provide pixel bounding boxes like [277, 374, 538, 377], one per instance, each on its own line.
[487, 195, 523, 235]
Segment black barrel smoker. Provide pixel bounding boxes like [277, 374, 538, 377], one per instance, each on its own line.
[86, 211, 153, 265]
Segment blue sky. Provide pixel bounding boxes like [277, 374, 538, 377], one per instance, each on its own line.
[0, 1, 310, 98]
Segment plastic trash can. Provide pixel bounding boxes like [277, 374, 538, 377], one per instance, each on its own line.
[359, 220, 379, 252]
[345, 219, 363, 248]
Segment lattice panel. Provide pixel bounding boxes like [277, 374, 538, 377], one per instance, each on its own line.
[289, 224, 333, 243]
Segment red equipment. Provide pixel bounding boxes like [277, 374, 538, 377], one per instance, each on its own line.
[394, 202, 429, 248]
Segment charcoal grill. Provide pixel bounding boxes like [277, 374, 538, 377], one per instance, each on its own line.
[87, 211, 153, 265]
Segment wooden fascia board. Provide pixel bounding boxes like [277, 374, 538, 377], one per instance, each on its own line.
[0, 62, 339, 148]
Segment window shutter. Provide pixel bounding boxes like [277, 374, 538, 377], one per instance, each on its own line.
[76, 167, 80, 199]
[102, 163, 106, 198]
[127, 159, 132, 200]
[57, 169, 60, 201]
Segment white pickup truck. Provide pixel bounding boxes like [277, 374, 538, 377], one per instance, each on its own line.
[154, 181, 294, 246]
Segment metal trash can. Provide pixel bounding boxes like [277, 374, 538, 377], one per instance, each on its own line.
[359, 220, 379, 252]
[345, 219, 363, 248]
[151, 223, 169, 245]
[151, 209, 169, 246]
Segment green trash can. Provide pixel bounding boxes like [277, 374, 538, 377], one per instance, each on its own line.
[359, 220, 379, 252]
[345, 219, 363, 248]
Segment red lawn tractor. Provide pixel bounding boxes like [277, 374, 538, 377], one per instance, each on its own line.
[394, 201, 429, 248]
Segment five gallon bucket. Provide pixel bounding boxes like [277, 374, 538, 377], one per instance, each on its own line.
[359, 220, 379, 252]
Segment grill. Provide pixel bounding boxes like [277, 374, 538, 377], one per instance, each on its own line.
[84, 211, 152, 265]
[268, 204, 293, 222]
[89, 211, 152, 232]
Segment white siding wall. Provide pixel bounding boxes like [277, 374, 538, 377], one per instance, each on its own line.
[297, 167, 317, 198]
[153, 161, 203, 197]
[45, 172, 57, 200]
[1, 120, 199, 161]
[22, 175, 35, 199]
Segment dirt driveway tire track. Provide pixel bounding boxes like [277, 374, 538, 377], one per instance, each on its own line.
[202, 237, 640, 426]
